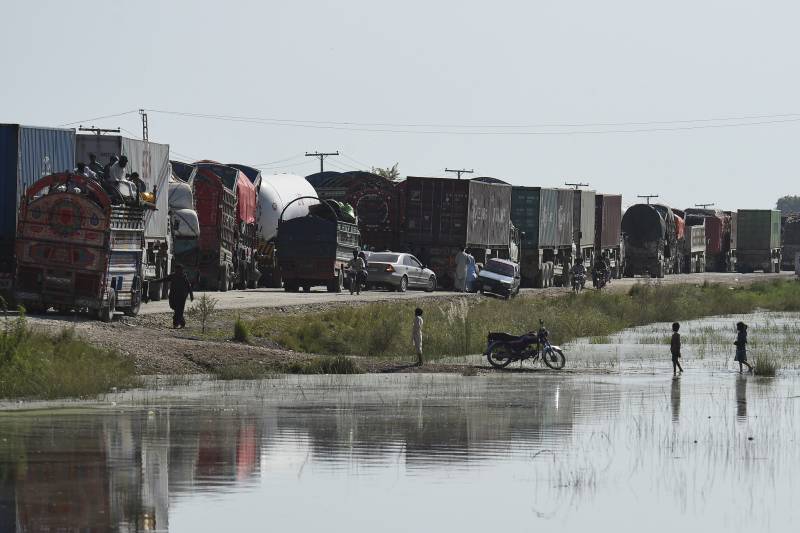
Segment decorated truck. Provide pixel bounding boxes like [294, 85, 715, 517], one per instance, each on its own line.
[14, 173, 146, 321]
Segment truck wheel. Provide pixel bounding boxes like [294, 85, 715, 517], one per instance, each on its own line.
[657, 263, 665, 278]
[99, 290, 116, 323]
[124, 293, 141, 317]
[149, 281, 162, 302]
[327, 270, 343, 293]
[219, 266, 229, 292]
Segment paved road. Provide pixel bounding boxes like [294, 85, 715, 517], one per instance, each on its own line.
[139, 272, 796, 315]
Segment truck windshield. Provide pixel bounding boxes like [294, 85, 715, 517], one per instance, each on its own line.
[484, 260, 514, 277]
[369, 253, 399, 263]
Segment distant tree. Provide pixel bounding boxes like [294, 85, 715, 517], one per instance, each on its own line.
[776, 195, 800, 215]
[371, 163, 401, 181]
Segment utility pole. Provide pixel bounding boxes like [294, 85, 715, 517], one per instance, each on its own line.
[445, 168, 474, 180]
[695, 203, 715, 209]
[79, 126, 121, 135]
[139, 109, 149, 142]
[565, 182, 589, 190]
[306, 151, 339, 173]
[638, 194, 659, 205]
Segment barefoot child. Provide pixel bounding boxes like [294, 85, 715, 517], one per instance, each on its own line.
[412, 308, 424, 366]
[670, 322, 684, 374]
[734, 321, 754, 373]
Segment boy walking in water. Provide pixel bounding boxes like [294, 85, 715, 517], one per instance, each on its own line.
[412, 308, 424, 366]
[671, 322, 684, 374]
[734, 321, 754, 373]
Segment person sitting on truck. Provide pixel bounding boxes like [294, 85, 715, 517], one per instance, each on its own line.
[105, 156, 137, 203]
[153, 264, 194, 329]
[74, 162, 97, 181]
[102, 155, 118, 180]
[89, 153, 105, 176]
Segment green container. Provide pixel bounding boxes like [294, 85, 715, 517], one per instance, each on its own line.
[736, 210, 781, 250]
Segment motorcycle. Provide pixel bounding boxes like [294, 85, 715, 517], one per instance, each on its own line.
[592, 268, 608, 289]
[571, 272, 586, 293]
[484, 320, 566, 370]
[347, 269, 368, 294]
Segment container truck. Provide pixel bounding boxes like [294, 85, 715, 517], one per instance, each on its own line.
[232, 165, 318, 287]
[511, 187, 574, 288]
[681, 223, 706, 273]
[75, 134, 171, 301]
[276, 197, 360, 292]
[621, 203, 681, 278]
[401, 177, 514, 289]
[736, 209, 781, 273]
[14, 173, 145, 321]
[594, 194, 622, 277]
[0, 124, 75, 291]
[573, 189, 596, 266]
[780, 215, 800, 271]
[683, 208, 737, 272]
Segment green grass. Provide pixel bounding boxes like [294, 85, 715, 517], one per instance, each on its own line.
[233, 316, 250, 343]
[0, 311, 136, 399]
[241, 280, 800, 361]
[754, 355, 780, 377]
[214, 355, 363, 380]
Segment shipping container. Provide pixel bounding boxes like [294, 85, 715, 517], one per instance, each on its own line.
[572, 189, 595, 253]
[736, 209, 781, 272]
[0, 124, 75, 282]
[594, 194, 622, 249]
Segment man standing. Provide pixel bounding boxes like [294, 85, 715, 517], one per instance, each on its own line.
[154, 265, 194, 328]
[454, 247, 469, 292]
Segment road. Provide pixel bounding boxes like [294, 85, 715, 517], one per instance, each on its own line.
[139, 271, 796, 314]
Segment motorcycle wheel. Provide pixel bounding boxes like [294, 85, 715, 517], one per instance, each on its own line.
[486, 344, 514, 368]
[543, 347, 566, 370]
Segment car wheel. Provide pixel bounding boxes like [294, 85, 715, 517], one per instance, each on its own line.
[398, 276, 408, 293]
[425, 276, 436, 292]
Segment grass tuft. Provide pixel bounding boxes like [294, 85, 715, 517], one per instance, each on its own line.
[754, 355, 780, 377]
[233, 316, 250, 343]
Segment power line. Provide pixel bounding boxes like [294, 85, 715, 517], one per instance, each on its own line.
[340, 152, 372, 169]
[58, 109, 139, 127]
[305, 151, 339, 173]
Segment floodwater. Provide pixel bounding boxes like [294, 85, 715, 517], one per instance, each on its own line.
[1, 314, 799, 532]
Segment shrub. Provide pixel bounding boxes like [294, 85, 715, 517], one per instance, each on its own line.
[188, 294, 218, 333]
[233, 316, 250, 343]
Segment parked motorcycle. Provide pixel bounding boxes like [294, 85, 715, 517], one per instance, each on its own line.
[484, 320, 566, 369]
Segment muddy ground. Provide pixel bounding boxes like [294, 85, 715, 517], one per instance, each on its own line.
[20, 272, 794, 375]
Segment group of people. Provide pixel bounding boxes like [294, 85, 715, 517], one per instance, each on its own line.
[73, 153, 147, 204]
[570, 253, 612, 288]
[669, 320, 753, 374]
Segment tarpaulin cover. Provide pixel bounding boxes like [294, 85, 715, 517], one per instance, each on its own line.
[171, 208, 200, 238]
[168, 180, 194, 210]
[236, 171, 256, 224]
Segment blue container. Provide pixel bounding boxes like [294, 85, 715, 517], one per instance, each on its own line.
[0, 124, 75, 270]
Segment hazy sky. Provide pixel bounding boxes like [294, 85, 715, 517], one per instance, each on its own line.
[2, 0, 798, 210]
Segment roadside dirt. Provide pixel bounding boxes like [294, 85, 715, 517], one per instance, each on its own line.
[20, 272, 795, 375]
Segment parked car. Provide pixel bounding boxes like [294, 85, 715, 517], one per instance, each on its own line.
[366, 252, 436, 292]
[476, 258, 521, 298]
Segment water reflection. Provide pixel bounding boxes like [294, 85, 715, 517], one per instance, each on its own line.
[670, 376, 681, 423]
[735, 375, 747, 422]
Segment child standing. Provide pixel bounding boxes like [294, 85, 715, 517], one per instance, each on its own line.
[734, 322, 754, 373]
[670, 322, 684, 374]
[412, 308, 424, 366]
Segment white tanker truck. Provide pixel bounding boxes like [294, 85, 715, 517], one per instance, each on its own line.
[229, 165, 318, 287]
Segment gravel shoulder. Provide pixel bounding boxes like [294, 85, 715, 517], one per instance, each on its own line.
[20, 272, 795, 375]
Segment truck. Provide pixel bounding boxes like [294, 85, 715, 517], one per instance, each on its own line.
[511, 187, 574, 288]
[780, 215, 800, 271]
[14, 173, 146, 321]
[736, 209, 781, 273]
[186, 162, 258, 290]
[573, 189, 596, 266]
[594, 194, 623, 277]
[276, 198, 360, 292]
[401, 176, 515, 289]
[681, 223, 706, 273]
[683, 208, 736, 272]
[621, 203, 681, 278]
[168, 163, 200, 280]
[0, 124, 75, 292]
[75, 134, 171, 301]
[231, 165, 318, 288]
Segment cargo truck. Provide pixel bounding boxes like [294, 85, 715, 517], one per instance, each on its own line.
[75, 134, 171, 301]
[681, 223, 706, 273]
[594, 194, 623, 277]
[736, 209, 781, 273]
[780, 215, 800, 271]
[14, 173, 145, 321]
[168, 164, 200, 279]
[683, 208, 736, 272]
[621, 203, 681, 278]
[276, 197, 360, 292]
[0, 124, 75, 291]
[573, 190, 596, 266]
[231, 165, 318, 288]
[401, 177, 515, 289]
[511, 187, 574, 288]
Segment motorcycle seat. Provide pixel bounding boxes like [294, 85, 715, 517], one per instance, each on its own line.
[487, 332, 527, 342]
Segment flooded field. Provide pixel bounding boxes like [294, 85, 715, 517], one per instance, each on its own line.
[1, 312, 798, 532]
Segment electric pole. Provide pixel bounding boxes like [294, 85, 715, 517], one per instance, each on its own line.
[139, 109, 149, 142]
[565, 182, 589, 190]
[79, 126, 120, 135]
[638, 194, 659, 205]
[445, 168, 474, 180]
[695, 203, 715, 209]
[306, 151, 339, 173]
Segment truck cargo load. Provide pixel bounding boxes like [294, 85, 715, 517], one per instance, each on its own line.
[621, 203, 681, 278]
[14, 173, 146, 321]
[0, 124, 75, 287]
[736, 209, 781, 273]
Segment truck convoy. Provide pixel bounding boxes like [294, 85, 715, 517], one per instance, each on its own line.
[75, 134, 172, 301]
[511, 187, 574, 287]
[735, 209, 782, 273]
[0, 124, 75, 292]
[621, 203, 683, 278]
[14, 173, 146, 321]
[402, 177, 515, 289]
[276, 198, 360, 292]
